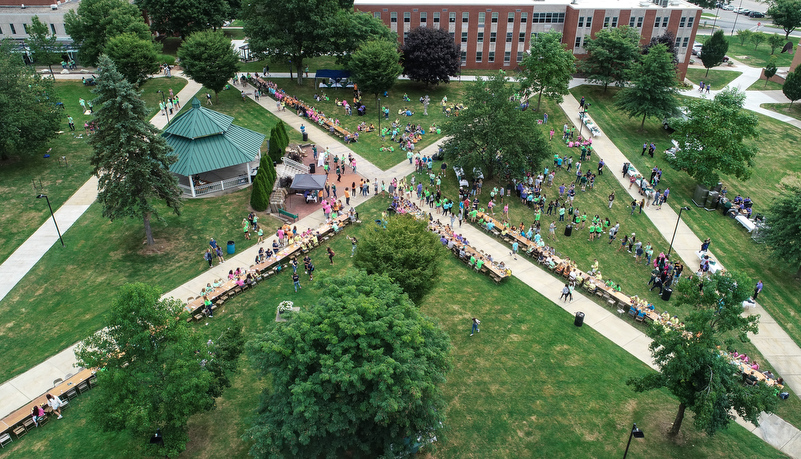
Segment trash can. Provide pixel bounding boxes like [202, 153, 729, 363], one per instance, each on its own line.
[309, 163, 316, 174]
[564, 224, 573, 237]
[661, 288, 672, 301]
[227, 240, 235, 255]
[302, 132, 309, 142]
[574, 311, 585, 327]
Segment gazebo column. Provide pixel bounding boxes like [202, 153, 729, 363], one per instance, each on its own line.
[189, 176, 196, 198]
[246, 162, 252, 184]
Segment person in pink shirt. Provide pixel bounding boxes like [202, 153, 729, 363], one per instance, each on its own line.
[276, 228, 285, 246]
[751, 362, 760, 371]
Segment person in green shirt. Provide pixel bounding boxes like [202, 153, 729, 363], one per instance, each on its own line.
[475, 258, 485, 270]
[588, 224, 596, 242]
[558, 206, 565, 221]
[534, 209, 541, 223]
[469, 255, 476, 267]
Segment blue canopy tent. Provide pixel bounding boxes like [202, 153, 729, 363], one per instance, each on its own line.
[314, 69, 352, 89]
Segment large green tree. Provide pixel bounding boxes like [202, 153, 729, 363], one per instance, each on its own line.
[245, 270, 452, 458]
[401, 26, 461, 86]
[764, 58, 778, 87]
[519, 30, 576, 111]
[348, 38, 403, 100]
[668, 88, 758, 187]
[353, 214, 446, 303]
[135, 0, 238, 36]
[75, 283, 244, 457]
[767, 34, 786, 55]
[176, 31, 239, 102]
[104, 33, 161, 85]
[767, 0, 801, 39]
[0, 40, 61, 161]
[580, 26, 641, 92]
[64, 0, 151, 66]
[628, 271, 778, 437]
[441, 71, 552, 180]
[334, 12, 397, 67]
[700, 30, 729, 77]
[27, 16, 63, 76]
[89, 56, 182, 246]
[760, 186, 801, 277]
[243, 0, 354, 84]
[783, 65, 801, 107]
[614, 43, 680, 130]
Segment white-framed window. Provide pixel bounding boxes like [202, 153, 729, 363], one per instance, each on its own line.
[506, 32, 513, 43]
[477, 32, 484, 43]
[433, 12, 440, 23]
[490, 32, 496, 43]
[491, 12, 498, 23]
[604, 17, 610, 28]
[637, 17, 643, 27]
[463, 12, 469, 23]
[403, 12, 410, 23]
[611, 17, 618, 27]
[662, 16, 668, 28]
[374, 12, 381, 19]
[488, 51, 495, 62]
[586, 16, 592, 28]
[575, 36, 582, 48]
[450, 12, 456, 23]
[391, 12, 397, 23]
[476, 51, 483, 62]
[420, 12, 427, 23]
[461, 51, 467, 63]
[50, 24, 56, 34]
[654, 16, 661, 27]
[521, 12, 528, 23]
[687, 17, 694, 28]
[679, 17, 686, 28]
[519, 32, 526, 43]
[462, 32, 468, 43]
[508, 12, 515, 23]
[517, 51, 524, 62]
[504, 51, 511, 62]
[578, 16, 585, 28]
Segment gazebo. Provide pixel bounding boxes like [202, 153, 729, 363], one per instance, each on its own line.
[163, 98, 265, 197]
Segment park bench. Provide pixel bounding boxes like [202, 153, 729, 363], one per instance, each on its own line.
[279, 209, 298, 221]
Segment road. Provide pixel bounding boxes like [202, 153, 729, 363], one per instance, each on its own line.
[701, 4, 801, 38]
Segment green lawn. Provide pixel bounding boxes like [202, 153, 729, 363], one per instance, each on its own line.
[760, 102, 801, 120]
[0, 78, 186, 265]
[685, 68, 742, 89]
[237, 55, 345, 74]
[696, 33, 796, 68]
[0, 197, 787, 458]
[573, 84, 801, 352]
[749, 78, 784, 91]
[260, 77, 471, 170]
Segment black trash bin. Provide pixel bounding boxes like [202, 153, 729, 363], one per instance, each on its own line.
[302, 132, 309, 142]
[661, 288, 672, 301]
[564, 224, 573, 237]
[227, 240, 235, 255]
[574, 311, 585, 327]
[309, 163, 316, 174]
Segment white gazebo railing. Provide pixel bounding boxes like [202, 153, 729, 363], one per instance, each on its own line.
[180, 173, 251, 197]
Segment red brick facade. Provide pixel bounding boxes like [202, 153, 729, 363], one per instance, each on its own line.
[355, 1, 701, 79]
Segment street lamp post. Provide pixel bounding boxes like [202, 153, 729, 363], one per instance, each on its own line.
[623, 423, 645, 459]
[157, 90, 170, 126]
[578, 102, 591, 138]
[731, 0, 745, 35]
[36, 194, 64, 247]
[377, 97, 381, 136]
[667, 206, 691, 258]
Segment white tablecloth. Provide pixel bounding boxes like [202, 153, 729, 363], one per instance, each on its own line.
[735, 215, 756, 232]
[696, 251, 721, 274]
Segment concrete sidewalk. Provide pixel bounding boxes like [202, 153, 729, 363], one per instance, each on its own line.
[0, 74, 201, 419]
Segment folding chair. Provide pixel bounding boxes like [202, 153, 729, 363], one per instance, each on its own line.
[0, 433, 11, 447]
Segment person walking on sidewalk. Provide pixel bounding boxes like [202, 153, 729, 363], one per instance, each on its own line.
[470, 317, 481, 336]
[560, 283, 571, 302]
[204, 249, 213, 268]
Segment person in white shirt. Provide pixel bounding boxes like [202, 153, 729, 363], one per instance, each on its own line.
[46, 393, 64, 419]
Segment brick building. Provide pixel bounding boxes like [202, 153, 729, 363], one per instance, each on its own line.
[354, 0, 702, 79]
[0, 0, 80, 62]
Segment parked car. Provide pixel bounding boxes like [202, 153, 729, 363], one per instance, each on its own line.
[749, 11, 765, 18]
[692, 43, 703, 55]
[696, 50, 730, 62]
[663, 108, 689, 131]
[739, 9, 751, 15]
[722, 4, 734, 10]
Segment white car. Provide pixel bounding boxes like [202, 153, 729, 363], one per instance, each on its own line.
[692, 43, 703, 55]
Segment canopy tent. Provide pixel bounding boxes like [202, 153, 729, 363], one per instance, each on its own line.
[314, 69, 352, 89]
[290, 174, 326, 191]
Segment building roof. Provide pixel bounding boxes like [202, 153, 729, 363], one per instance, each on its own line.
[163, 98, 265, 176]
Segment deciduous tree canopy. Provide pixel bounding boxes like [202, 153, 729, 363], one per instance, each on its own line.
[104, 33, 161, 85]
[353, 214, 446, 303]
[64, 0, 151, 66]
[580, 26, 642, 92]
[614, 44, 680, 129]
[760, 186, 801, 277]
[246, 270, 452, 458]
[767, 0, 801, 39]
[441, 71, 552, 181]
[519, 31, 576, 111]
[348, 38, 403, 99]
[401, 26, 461, 86]
[668, 88, 758, 187]
[176, 31, 239, 101]
[135, 0, 238, 36]
[700, 30, 729, 77]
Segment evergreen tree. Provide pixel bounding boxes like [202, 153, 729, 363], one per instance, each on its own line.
[267, 127, 285, 163]
[759, 186, 801, 277]
[275, 120, 290, 150]
[89, 55, 182, 246]
[615, 44, 680, 130]
[700, 30, 729, 77]
[250, 154, 274, 211]
[783, 66, 801, 107]
[764, 58, 778, 87]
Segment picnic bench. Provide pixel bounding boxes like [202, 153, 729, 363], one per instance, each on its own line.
[278, 209, 298, 221]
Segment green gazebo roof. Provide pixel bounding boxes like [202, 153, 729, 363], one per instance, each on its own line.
[163, 98, 265, 176]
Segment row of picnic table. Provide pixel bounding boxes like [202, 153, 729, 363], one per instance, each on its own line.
[184, 214, 352, 319]
[0, 368, 96, 441]
[253, 77, 353, 140]
[471, 210, 784, 388]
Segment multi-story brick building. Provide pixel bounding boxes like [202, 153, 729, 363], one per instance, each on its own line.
[354, 0, 702, 78]
[0, 0, 80, 62]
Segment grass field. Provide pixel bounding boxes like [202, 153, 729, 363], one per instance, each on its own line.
[0, 197, 788, 459]
[748, 79, 784, 91]
[573, 84, 801, 352]
[685, 68, 742, 89]
[760, 102, 801, 120]
[0, 78, 186, 265]
[256, 77, 470, 170]
[696, 33, 797, 68]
